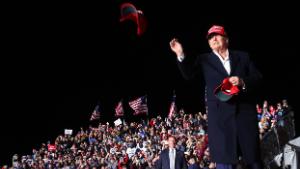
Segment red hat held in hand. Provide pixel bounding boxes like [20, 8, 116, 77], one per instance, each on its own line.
[214, 78, 240, 102]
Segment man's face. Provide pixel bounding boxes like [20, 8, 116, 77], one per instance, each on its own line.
[208, 34, 228, 51]
[168, 137, 176, 148]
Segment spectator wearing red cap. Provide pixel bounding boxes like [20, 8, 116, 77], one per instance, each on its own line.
[169, 25, 263, 169]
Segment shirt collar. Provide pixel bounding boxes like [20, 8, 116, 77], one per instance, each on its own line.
[169, 148, 176, 151]
[213, 49, 229, 62]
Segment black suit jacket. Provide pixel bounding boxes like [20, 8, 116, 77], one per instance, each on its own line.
[177, 50, 262, 164]
[156, 149, 188, 169]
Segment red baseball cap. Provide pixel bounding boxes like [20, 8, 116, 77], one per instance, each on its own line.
[119, 3, 147, 36]
[207, 25, 227, 39]
[214, 78, 239, 102]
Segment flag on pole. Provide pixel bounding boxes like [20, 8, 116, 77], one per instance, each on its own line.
[168, 91, 177, 119]
[90, 104, 101, 121]
[115, 100, 124, 117]
[129, 95, 148, 115]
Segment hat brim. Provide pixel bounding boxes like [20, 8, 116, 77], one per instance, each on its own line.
[214, 79, 239, 102]
[214, 88, 233, 102]
[207, 32, 227, 39]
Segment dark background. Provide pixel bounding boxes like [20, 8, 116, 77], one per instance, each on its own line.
[1, 0, 299, 165]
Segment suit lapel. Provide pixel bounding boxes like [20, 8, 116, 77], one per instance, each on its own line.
[166, 149, 170, 169]
[207, 52, 229, 76]
[229, 50, 239, 76]
[175, 150, 178, 169]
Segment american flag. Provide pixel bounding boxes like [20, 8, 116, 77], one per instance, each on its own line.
[168, 92, 177, 119]
[90, 104, 101, 121]
[129, 95, 148, 115]
[115, 100, 124, 117]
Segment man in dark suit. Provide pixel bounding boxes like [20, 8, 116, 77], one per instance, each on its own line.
[156, 136, 188, 169]
[169, 25, 263, 169]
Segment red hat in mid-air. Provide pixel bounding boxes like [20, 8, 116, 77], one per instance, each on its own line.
[119, 3, 147, 36]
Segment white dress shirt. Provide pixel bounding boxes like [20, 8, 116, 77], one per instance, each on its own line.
[169, 148, 176, 169]
[212, 50, 231, 75]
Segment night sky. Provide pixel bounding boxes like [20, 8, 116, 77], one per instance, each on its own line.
[1, 0, 299, 165]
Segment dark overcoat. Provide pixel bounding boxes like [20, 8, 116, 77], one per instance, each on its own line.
[177, 50, 262, 164]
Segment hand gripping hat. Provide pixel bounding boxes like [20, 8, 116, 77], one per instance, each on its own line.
[214, 78, 240, 102]
[119, 3, 147, 36]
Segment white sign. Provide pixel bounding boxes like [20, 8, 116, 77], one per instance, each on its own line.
[64, 129, 73, 135]
[114, 118, 122, 126]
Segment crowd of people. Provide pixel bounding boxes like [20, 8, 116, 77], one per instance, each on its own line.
[256, 99, 291, 139]
[1, 100, 292, 169]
